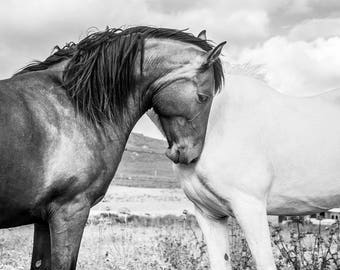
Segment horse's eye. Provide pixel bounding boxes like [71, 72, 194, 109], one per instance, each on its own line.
[197, 93, 209, 103]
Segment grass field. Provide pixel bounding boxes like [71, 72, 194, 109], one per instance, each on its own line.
[1, 214, 340, 270]
[90, 186, 195, 217]
[1, 186, 340, 270]
[0, 215, 209, 270]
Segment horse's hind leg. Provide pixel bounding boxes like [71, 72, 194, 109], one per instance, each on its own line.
[31, 223, 51, 270]
[49, 195, 90, 270]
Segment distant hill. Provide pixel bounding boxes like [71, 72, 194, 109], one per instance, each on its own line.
[113, 133, 180, 188]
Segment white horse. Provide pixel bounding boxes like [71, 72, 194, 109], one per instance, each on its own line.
[149, 72, 340, 269]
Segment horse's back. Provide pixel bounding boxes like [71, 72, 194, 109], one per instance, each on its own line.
[316, 87, 340, 106]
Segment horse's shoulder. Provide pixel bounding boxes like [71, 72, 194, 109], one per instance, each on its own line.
[324, 88, 340, 97]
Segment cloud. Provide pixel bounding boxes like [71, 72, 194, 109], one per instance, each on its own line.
[284, 0, 313, 15]
[145, 0, 209, 14]
[163, 8, 270, 49]
[265, 0, 340, 36]
[1, 0, 340, 137]
[288, 18, 340, 41]
[239, 36, 340, 95]
[0, 0, 273, 78]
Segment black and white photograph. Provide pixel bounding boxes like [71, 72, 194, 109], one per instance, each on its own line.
[1, 1, 340, 269]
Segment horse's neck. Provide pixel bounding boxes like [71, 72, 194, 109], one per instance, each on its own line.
[142, 39, 204, 88]
[47, 59, 148, 134]
[10, 70, 142, 166]
[210, 75, 275, 117]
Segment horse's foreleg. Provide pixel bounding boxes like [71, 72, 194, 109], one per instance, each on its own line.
[49, 195, 90, 270]
[231, 193, 276, 270]
[195, 207, 231, 270]
[31, 222, 51, 270]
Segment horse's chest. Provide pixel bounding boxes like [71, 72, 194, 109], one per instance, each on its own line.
[177, 166, 232, 219]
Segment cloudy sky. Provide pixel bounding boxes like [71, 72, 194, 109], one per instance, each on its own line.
[1, 0, 340, 139]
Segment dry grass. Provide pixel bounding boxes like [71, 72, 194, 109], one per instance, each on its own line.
[270, 218, 340, 270]
[1, 214, 340, 270]
[0, 215, 209, 270]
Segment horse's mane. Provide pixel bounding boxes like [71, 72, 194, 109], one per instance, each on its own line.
[15, 26, 224, 125]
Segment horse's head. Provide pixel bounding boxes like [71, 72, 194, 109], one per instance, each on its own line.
[39, 26, 224, 165]
[145, 32, 225, 164]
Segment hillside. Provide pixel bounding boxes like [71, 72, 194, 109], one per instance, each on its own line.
[113, 133, 179, 188]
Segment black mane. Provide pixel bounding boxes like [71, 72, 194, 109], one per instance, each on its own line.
[15, 26, 224, 125]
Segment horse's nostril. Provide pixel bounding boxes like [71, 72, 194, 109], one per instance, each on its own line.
[177, 145, 186, 152]
[165, 146, 180, 163]
[190, 157, 199, 164]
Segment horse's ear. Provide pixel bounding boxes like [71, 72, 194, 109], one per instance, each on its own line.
[197, 30, 207, 40]
[203, 41, 226, 67]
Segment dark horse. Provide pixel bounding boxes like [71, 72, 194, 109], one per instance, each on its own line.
[0, 27, 225, 269]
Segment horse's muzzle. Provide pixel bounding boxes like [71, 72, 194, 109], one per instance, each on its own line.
[165, 144, 199, 165]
